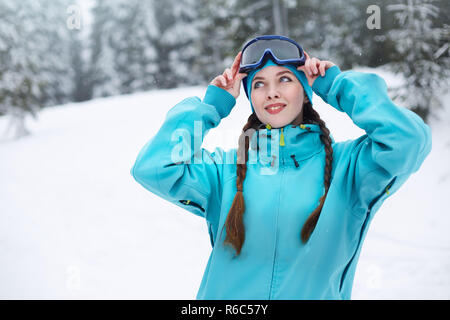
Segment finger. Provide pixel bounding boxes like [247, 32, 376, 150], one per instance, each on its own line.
[214, 75, 225, 88]
[228, 69, 234, 81]
[304, 50, 310, 59]
[220, 75, 227, 87]
[298, 68, 310, 79]
[232, 73, 247, 93]
[308, 59, 316, 76]
[231, 51, 242, 78]
[297, 65, 308, 75]
[311, 58, 319, 75]
[211, 76, 220, 86]
[319, 62, 326, 77]
[304, 58, 312, 76]
[224, 68, 232, 82]
[325, 61, 335, 69]
[236, 72, 247, 82]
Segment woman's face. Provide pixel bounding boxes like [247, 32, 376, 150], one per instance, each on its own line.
[250, 66, 305, 128]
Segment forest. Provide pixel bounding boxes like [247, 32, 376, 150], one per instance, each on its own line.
[0, 0, 448, 137]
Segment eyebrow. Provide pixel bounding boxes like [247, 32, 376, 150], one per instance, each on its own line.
[253, 70, 293, 82]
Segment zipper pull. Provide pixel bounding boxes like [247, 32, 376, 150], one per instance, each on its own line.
[290, 154, 299, 167]
[265, 124, 272, 137]
[280, 127, 285, 146]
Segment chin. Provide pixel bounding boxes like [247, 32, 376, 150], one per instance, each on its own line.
[265, 118, 291, 128]
[256, 110, 296, 128]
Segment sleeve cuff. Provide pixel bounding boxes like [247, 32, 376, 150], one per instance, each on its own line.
[312, 65, 342, 103]
[202, 85, 236, 118]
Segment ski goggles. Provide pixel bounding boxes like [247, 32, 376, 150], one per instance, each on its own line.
[239, 35, 306, 73]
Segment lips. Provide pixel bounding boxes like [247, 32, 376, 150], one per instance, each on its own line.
[265, 103, 286, 115]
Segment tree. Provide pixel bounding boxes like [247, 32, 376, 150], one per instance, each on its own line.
[0, 0, 73, 139]
[69, 29, 92, 102]
[387, 0, 449, 122]
[89, 0, 122, 98]
[108, 0, 156, 94]
[147, 0, 201, 89]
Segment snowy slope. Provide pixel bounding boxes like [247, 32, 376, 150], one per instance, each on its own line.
[0, 68, 449, 299]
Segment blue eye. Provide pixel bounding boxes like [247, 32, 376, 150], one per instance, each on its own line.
[253, 76, 292, 89]
[254, 81, 262, 89]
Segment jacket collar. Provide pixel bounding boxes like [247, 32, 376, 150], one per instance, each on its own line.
[248, 122, 333, 168]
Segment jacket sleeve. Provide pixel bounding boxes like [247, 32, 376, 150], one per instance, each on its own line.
[312, 66, 432, 213]
[130, 85, 236, 227]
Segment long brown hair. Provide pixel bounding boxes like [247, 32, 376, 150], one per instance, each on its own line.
[223, 94, 334, 255]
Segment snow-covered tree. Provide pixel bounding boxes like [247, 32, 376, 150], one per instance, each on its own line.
[0, 0, 73, 139]
[89, 0, 201, 94]
[147, 0, 202, 89]
[188, 0, 238, 83]
[89, 0, 122, 98]
[107, 0, 156, 94]
[69, 28, 92, 102]
[291, 0, 367, 69]
[387, 0, 449, 122]
[199, 0, 291, 81]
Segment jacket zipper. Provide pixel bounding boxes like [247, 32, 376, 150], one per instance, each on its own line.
[290, 154, 299, 167]
[268, 128, 285, 299]
[269, 164, 284, 299]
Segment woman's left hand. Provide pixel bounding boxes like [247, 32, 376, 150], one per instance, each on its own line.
[297, 51, 336, 86]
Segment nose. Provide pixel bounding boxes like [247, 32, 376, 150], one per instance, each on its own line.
[266, 85, 281, 100]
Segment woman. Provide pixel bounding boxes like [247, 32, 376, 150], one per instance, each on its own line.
[131, 35, 432, 299]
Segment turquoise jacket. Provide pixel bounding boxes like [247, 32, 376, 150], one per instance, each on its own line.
[131, 66, 432, 299]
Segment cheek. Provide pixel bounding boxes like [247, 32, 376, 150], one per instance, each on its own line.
[287, 90, 304, 110]
[251, 92, 264, 110]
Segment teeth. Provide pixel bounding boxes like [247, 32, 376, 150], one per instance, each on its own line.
[267, 105, 284, 111]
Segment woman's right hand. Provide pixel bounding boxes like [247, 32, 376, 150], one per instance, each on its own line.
[210, 51, 248, 99]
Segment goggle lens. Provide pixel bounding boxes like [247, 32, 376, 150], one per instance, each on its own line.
[241, 39, 303, 66]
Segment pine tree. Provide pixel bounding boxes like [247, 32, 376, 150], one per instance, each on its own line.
[205, 0, 283, 79]
[165, 0, 203, 87]
[89, 0, 122, 98]
[0, 2, 41, 138]
[0, 0, 73, 139]
[387, 0, 449, 122]
[108, 0, 156, 94]
[69, 29, 92, 102]
[148, 0, 201, 89]
[35, 0, 74, 106]
[189, 0, 237, 84]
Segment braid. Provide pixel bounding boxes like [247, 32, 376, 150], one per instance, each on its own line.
[223, 113, 261, 255]
[300, 101, 334, 243]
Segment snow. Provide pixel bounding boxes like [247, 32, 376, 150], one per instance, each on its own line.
[0, 68, 449, 299]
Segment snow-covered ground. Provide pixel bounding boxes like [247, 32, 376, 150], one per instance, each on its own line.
[0, 68, 449, 299]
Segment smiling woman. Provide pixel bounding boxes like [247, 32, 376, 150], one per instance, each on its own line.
[228, 53, 335, 253]
[130, 35, 432, 300]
